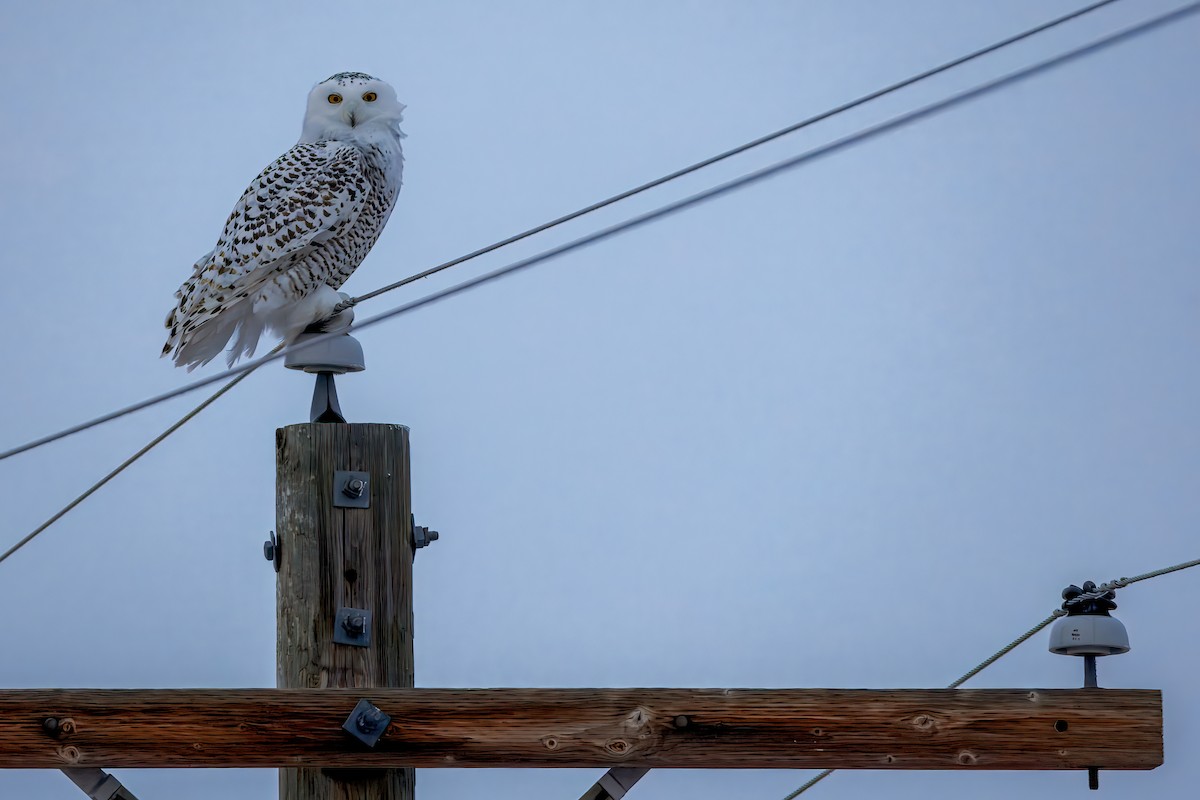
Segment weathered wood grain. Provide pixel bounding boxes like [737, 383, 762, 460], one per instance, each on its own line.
[0, 688, 1162, 770]
[277, 423, 415, 799]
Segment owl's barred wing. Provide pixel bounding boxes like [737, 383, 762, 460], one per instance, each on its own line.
[163, 142, 371, 365]
[172, 142, 369, 324]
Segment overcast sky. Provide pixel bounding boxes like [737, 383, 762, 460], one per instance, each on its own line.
[1, 1, 1198, 798]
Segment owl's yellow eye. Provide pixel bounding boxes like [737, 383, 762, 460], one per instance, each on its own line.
[327, 93, 343, 104]
[362, 91, 378, 102]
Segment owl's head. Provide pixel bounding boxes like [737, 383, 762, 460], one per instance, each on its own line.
[300, 72, 405, 143]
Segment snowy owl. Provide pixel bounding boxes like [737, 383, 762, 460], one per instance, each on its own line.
[162, 72, 405, 370]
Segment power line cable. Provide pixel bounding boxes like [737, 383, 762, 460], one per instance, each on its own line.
[0, 0, 1141, 565]
[946, 612, 1062, 689]
[779, 554, 1200, 799]
[0, 353, 274, 566]
[332, 0, 1124, 313]
[2, 0, 1196, 464]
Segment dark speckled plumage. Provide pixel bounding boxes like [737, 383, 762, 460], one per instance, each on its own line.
[162, 73, 404, 369]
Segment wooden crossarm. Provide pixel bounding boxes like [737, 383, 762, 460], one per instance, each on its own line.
[0, 688, 1162, 771]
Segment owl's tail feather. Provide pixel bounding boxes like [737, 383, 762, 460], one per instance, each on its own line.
[169, 299, 259, 373]
[226, 306, 269, 367]
[164, 284, 339, 371]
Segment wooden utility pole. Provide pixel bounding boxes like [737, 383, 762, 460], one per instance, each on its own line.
[0, 343, 1170, 797]
[276, 422, 415, 800]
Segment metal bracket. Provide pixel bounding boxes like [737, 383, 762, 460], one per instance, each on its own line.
[333, 607, 372, 647]
[61, 768, 141, 800]
[578, 767, 649, 800]
[333, 470, 370, 509]
[310, 372, 347, 423]
[342, 698, 391, 747]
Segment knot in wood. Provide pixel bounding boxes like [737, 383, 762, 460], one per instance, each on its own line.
[957, 750, 978, 766]
[624, 707, 651, 730]
[541, 736, 559, 750]
[56, 745, 81, 764]
[605, 738, 631, 755]
[910, 714, 937, 731]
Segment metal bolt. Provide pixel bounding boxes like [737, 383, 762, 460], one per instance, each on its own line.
[333, 607, 372, 647]
[356, 707, 386, 734]
[42, 718, 60, 737]
[342, 477, 367, 498]
[413, 525, 440, 549]
[342, 698, 391, 746]
[263, 539, 275, 562]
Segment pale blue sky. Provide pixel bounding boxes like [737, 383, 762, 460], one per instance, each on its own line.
[0, 1, 1197, 798]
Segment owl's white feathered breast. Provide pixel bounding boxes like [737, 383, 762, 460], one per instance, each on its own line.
[162, 72, 405, 370]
